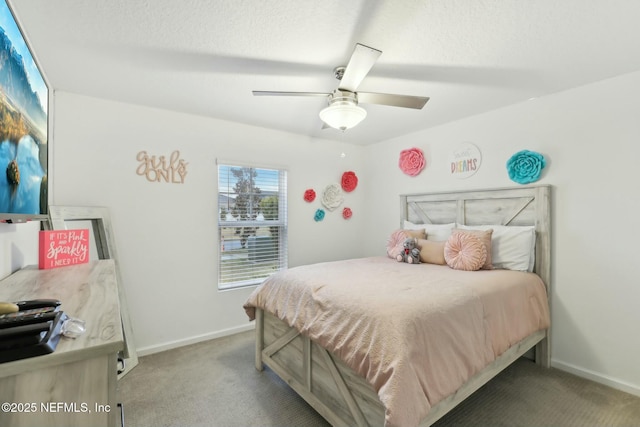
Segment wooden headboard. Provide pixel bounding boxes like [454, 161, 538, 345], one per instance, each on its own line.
[399, 185, 552, 293]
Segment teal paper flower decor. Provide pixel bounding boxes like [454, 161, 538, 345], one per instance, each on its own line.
[314, 209, 325, 222]
[506, 150, 546, 184]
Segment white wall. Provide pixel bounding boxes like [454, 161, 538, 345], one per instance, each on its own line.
[363, 70, 640, 396]
[49, 91, 367, 354]
[0, 221, 40, 279]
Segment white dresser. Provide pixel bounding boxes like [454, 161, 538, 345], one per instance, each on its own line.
[0, 260, 124, 427]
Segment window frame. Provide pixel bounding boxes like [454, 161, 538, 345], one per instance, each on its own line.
[217, 161, 288, 290]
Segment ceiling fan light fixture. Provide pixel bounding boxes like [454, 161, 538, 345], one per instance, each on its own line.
[319, 102, 367, 131]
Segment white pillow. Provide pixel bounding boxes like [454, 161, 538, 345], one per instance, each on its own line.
[456, 224, 536, 272]
[404, 220, 455, 241]
[403, 220, 425, 231]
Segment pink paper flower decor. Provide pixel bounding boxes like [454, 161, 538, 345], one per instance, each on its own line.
[399, 147, 426, 176]
[303, 189, 316, 202]
[341, 171, 358, 192]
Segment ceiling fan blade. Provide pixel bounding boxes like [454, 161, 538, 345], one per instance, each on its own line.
[338, 44, 382, 92]
[253, 91, 330, 97]
[357, 92, 429, 109]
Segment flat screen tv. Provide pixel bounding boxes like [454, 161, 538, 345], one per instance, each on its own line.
[0, 0, 48, 223]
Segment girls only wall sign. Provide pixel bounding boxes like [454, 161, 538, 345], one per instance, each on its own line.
[136, 150, 188, 183]
[449, 142, 482, 179]
[39, 229, 89, 269]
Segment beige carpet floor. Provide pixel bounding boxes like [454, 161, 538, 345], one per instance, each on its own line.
[118, 330, 640, 427]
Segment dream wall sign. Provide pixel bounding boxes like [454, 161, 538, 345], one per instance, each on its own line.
[449, 142, 482, 179]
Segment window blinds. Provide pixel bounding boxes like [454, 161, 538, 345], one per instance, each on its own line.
[217, 164, 287, 289]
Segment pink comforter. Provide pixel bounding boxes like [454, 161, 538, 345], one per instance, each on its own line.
[244, 257, 550, 427]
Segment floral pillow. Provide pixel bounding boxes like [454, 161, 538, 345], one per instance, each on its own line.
[444, 232, 487, 271]
[387, 229, 408, 258]
[387, 229, 426, 259]
[451, 228, 493, 269]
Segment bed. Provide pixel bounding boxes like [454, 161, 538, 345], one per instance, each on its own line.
[243, 186, 551, 427]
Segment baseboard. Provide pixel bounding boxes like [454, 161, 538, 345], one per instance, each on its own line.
[137, 323, 256, 357]
[552, 359, 640, 397]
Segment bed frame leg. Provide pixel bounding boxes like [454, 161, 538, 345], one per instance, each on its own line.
[535, 332, 551, 368]
[255, 308, 264, 371]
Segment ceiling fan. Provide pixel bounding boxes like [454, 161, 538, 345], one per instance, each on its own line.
[252, 43, 430, 131]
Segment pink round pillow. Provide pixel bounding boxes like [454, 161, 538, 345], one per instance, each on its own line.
[444, 232, 488, 271]
[387, 229, 409, 258]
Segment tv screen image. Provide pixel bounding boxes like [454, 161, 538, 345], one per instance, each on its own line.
[0, 0, 48, 219]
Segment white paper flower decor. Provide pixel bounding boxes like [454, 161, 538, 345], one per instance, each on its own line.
[321, 183, 344, 211]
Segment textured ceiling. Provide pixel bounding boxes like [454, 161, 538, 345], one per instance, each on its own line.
[8, 0, 640, 145]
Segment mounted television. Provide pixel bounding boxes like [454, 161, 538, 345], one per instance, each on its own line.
[0, 0, 48, 223]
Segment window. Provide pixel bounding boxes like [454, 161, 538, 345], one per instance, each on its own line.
[217, 163, 287, 289]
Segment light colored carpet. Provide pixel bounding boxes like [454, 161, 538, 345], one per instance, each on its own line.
[118, 330, 640, 427]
